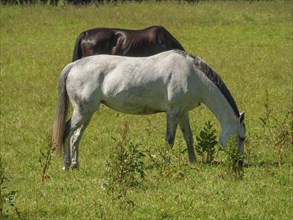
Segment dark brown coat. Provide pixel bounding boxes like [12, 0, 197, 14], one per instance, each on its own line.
[72, 25, 185, 61]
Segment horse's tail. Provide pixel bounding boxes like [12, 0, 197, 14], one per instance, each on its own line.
[52, 63, 73, 156]
[159, 26, 185, 51]
[72, 32, 85, 62]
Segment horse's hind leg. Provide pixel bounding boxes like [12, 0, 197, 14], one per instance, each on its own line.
[63, 110, 93, 170]
[63, 119, 73, 170]
[70, 115, 92, 169]
[179, 112, 196, 162]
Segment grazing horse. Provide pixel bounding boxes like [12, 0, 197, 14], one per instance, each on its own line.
[72, 25, 185, 61]
[52, 50, 246, 170]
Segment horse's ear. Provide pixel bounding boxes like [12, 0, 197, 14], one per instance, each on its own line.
[239, 112, 245, 124]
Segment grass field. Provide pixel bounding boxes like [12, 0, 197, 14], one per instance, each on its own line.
[1, 1, 292, 219]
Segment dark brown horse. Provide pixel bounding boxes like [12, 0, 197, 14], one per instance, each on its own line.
[72, 25, 185, 61]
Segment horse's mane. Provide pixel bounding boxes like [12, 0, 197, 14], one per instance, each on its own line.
[191, 54, 240, 117]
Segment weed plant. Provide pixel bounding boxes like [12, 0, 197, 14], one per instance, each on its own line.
[195, 121, 218, 164]
[101, 122, 145, 208]
[39, 132, 54, 183]
[225, 135, 244, 179]
[259, 90, 293, 166]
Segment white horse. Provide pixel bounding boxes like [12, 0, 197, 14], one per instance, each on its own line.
[52, 50, 246, 170]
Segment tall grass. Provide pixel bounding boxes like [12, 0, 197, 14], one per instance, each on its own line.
[0, 1, 292, 219]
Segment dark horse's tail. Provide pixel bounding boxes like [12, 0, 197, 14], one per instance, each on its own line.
[72, 32, 86, 62]
[159, 26, 185, 51]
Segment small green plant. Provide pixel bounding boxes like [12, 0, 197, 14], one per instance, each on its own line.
[226, 135, 244, 179]
[102, 122, 146, 208]
[195, 121, 218, 164]
[0, 158, 22, 219]
[259, 90, 292, 166]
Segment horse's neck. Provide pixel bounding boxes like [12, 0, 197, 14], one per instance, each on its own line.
[201, 87, 237, 131]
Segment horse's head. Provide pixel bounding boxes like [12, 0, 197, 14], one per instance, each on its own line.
[219, 112, 246, 156]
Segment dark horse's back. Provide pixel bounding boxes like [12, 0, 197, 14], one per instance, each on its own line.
[72, 26, 185, 61]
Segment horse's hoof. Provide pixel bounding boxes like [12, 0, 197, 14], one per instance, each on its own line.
[189, 157, 197, 163]
[238, 160, 244, 167]
[62, 162, 71, 171]
[71, 162, 80, 169]
[62, 166, 70, 171]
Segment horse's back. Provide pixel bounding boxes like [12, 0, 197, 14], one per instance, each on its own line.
[69, 50, 192, 84]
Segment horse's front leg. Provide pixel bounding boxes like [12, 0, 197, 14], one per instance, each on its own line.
[165, 109, 180, 163]
[179, 112, 196, 163]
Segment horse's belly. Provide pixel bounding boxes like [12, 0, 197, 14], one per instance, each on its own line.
[101, 96, 166, 115]
[101, 101, 165, 115]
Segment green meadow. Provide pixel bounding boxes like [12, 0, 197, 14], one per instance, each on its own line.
[0, 1, 292, 219]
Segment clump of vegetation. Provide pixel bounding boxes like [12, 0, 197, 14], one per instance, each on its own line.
[0, 158, 22, 219]
[102, 122, 146, 208]
[225, 135, 244, 179]
[195, 121, 218, 164]
[259, 90, 292, 166]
